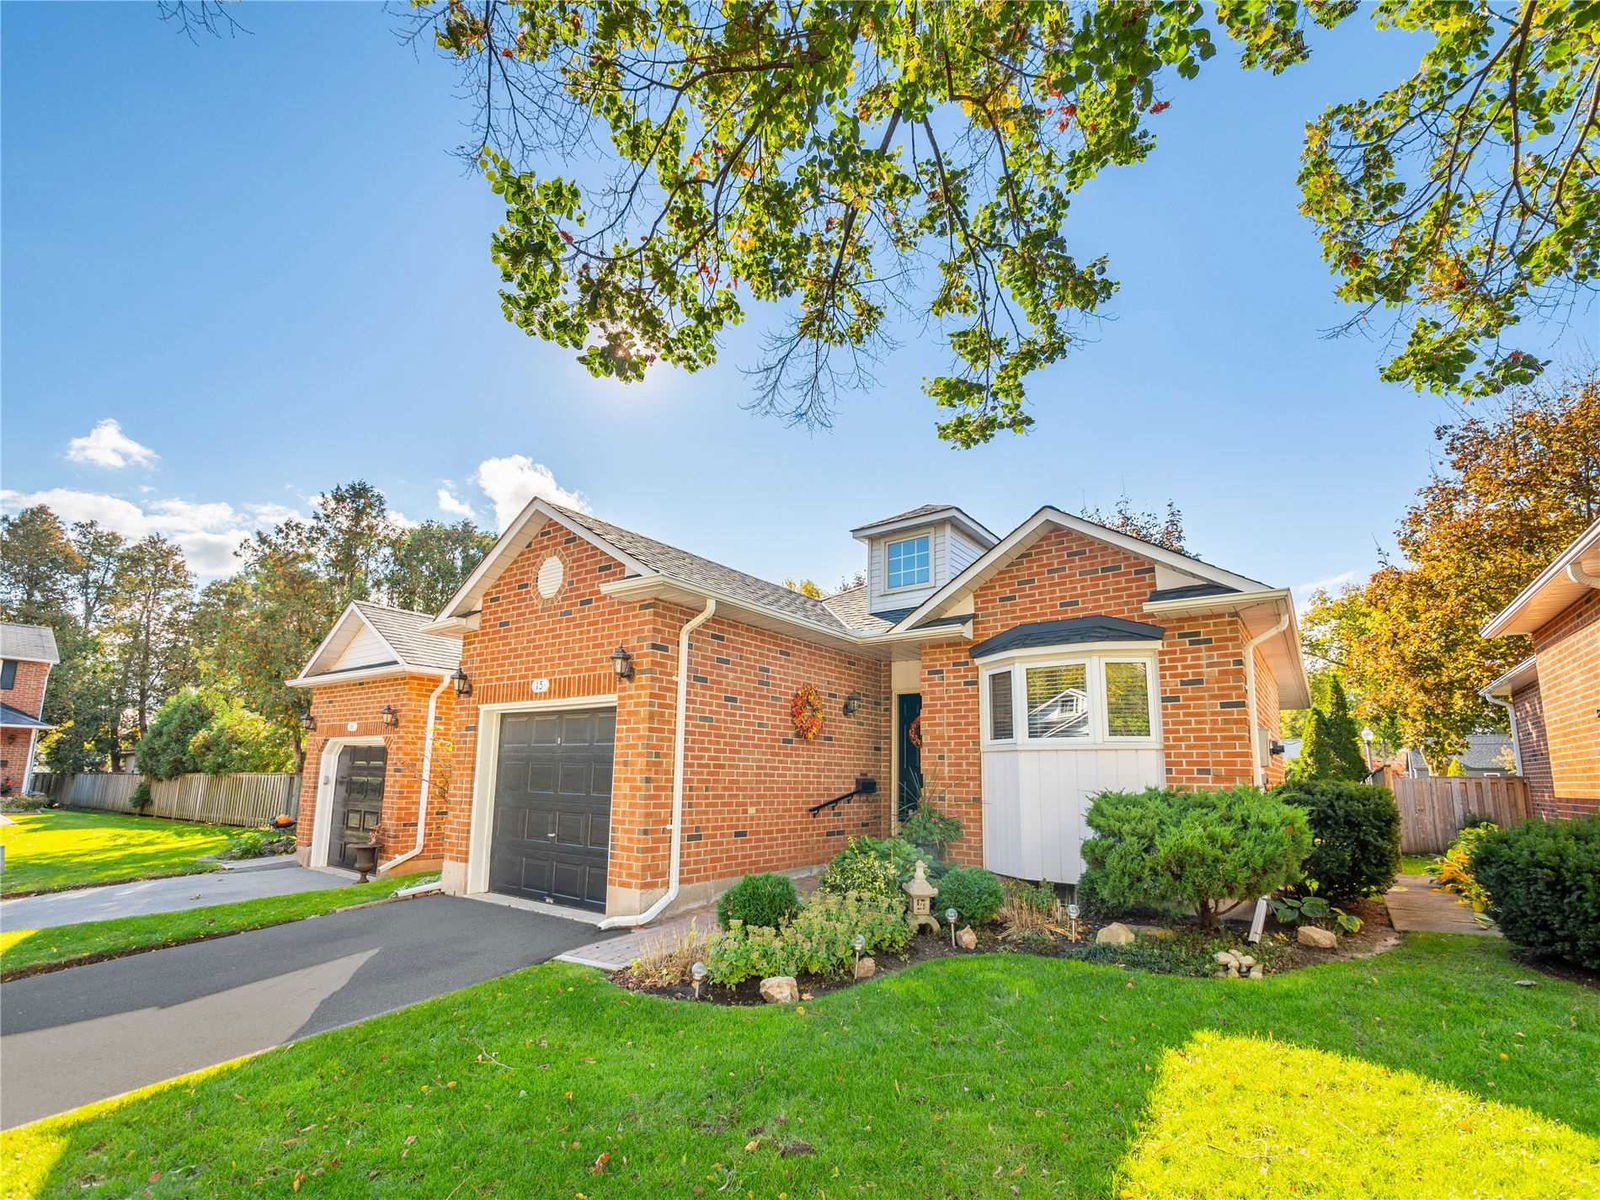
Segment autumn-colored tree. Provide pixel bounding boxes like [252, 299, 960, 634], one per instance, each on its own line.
[784, 578, 826, 599]
[1320, 376, 1599, 762]
[397, 0, 1598, 442]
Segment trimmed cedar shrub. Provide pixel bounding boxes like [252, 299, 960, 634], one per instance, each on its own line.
[1081, 786, 1311, 928]
[1472, 816, 1600, 970]
[938, 866, 1005, 925]
[1274, 779, 1401, 904]
[716, 872, 801, 930]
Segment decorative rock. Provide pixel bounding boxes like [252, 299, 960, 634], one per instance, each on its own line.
[956, 926, 978, 951]
[1297, 925, 1338, 950]
[759, 975, 800, 1004]
[853, 956, 877, 980]
[1236, 955, 1256, 969]
[1096, 922, 1136, 946]
[1212, 950, 1239, 968]
[1512, 979, 1538, 988]
[1248, 965, 1265, 979]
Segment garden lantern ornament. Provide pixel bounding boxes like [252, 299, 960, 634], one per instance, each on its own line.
[904, 860, 940, 934]
[691, 960, 707, 1000]
[1066, 902, 1080, 941]
[946, 907, 959, 947]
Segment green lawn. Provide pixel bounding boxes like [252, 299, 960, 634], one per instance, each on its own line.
[1401, 854, 1437, 875]
[0, 874, 432, 979]
[4, 936, 1596, 1199]
[0, 810, 236, 896]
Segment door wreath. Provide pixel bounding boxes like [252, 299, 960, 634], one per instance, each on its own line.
[907, 714, 923, 749]
[790, 684, 824, 740]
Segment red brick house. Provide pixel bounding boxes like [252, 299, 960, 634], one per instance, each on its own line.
[0, 621, 58, 796]
[292, 501, 1306, 924]
[1482, 517, 1600, 821]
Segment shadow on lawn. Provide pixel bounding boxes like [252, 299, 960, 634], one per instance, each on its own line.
[8, 934, 1599, 1199]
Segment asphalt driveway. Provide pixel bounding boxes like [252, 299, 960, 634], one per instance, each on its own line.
[0, 894, 612, 1129]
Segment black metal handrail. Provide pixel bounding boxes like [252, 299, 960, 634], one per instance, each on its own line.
[807, 776, 877, 818]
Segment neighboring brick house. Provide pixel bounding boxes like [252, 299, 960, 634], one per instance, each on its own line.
[0, 621, 58, 796]
[291, 501, 1306, 923]
[1482, 518, 1600, 821]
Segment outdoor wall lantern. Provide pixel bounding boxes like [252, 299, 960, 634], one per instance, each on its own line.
[610, 645, 635, 681]
[380, 705, 399, 729]
[843, 691, 863, 716]
[300, 712, 317, 733]
[451, 667, 472, 697]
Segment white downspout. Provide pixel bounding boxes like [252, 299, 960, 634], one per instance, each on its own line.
[599, 597, 716, 930]
[1243, 610, 1292, 787]
[1484, 692, 1523, 777]
[380, 673, 452, 873]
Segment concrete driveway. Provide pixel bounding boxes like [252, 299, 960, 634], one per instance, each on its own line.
[0, 894, 612, 1129]
[0, 858, 345, 930]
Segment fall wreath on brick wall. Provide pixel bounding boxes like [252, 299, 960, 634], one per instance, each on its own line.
[790, 684, 824, 741]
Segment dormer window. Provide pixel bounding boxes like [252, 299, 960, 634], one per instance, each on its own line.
[886, 535, 931, 591]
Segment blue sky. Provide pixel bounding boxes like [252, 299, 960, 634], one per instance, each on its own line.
[3, 3, 1591, 598]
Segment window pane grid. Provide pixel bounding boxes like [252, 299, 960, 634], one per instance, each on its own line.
[1025, 663, 1090, 739]
[1104, 661, 1152, 737]
[886, 536, 930, 589]
[988, 669, 1014, 740]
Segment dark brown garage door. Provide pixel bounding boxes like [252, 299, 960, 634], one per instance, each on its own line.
[490, 707, 614, 911]
[331, 745, 387, 869]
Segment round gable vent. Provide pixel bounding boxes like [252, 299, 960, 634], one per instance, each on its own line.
[536, 555, 564, 598]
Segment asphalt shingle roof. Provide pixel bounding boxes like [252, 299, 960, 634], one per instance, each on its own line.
[970, 616, 1164, 659]
[351, 602, 462, 671]
[0, 622, 60, 664]
[1147, 583, 1240, 603]
[0, 701, 51, 729]
[850, 504, 960, 533]
[550, 504, 853, 633]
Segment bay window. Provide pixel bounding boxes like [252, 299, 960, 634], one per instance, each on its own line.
[981, 650, 1159, 747]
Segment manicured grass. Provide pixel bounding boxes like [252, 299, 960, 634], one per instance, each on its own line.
[4, 936, 1595, 1199]
[1401, 854, 1437, 875]
[0, 874, 432, 978]
[0, 810, 238, 896]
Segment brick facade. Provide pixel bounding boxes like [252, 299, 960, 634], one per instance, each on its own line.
[1525, 589, 1600, 819]
[916, 526, 1279, 867]
[297, 674, 457, 871]
[1, 659, 50, 794]
[297, 513, 1294, 913]
[1510, 682, 1555, 817]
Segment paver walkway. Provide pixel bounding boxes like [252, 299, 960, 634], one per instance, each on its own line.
[1385, 873, 1498, 935]
[0, 857, 344, 930]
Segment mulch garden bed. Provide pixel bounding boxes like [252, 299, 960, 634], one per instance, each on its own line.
[618, 899, 1404, 1006]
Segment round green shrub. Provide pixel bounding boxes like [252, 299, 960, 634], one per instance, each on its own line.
[937, 866, 1005, 925]
[716, 872, 801, 930]
[1472, 815, 1600, 970]
[1081, 786, 1311, 928]
[1273, 779, 1401, 904]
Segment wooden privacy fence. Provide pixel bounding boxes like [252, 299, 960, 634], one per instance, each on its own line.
[1387, 776, 1532, 854]
[44, 772, 301, 828]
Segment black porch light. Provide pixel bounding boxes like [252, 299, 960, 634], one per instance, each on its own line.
[380, 704, 399, 728]
[610, 645, 635, 681]
[300, 711, 317, 732]
[451, 666, 472, 697]
[843, 691, 863, 716]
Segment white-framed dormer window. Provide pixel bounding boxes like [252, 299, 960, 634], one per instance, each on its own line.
[980, 647, 1160, 749]
[886, 534, 932, 590]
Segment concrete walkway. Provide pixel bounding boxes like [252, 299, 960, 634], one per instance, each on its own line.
[1, 894, 612, 1128]
[0, 858, 345, 930]
[1385, 873, 1498, 935]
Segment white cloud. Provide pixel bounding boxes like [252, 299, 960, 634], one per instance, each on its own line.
[0, 487, 279, 577]
[1292, 569, 1361, 606]
[66, 419, 159, 469]
[437, 485, 476, 520]
[387, 510, 420, 532]
[473, 455, 589, 530]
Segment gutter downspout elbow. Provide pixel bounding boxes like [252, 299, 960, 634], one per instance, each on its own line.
[1567, 562, 1600, 588]
[599, 597, 717, 930]
[1483, 692, 1523, 777]
[380, 673, 452, 874]
[1243, 611, 1292, 787]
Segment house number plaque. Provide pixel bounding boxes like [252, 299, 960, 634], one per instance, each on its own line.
[531, 678, 550, 693]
